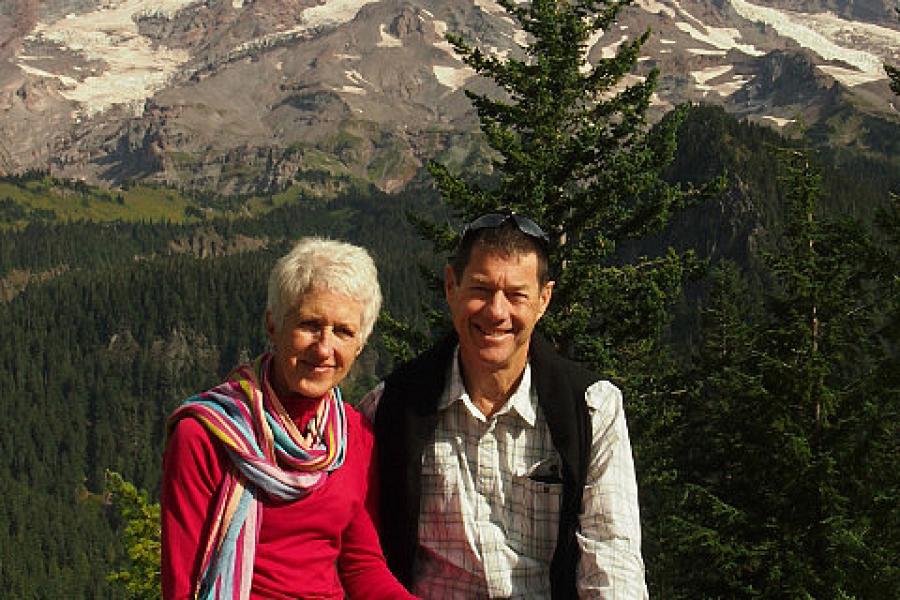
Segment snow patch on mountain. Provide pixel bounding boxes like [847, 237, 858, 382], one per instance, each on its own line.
[433, 65, 474, 91]
[729, 0, 895, 86]
[16, 63, 79, 88]
[20, 0, 194, 116]
[635, 0, 899, 88]
[693, 65, 733, 86]
[473, 0, 506, 15]
[688, 48, 726, 56]
[638, 0, 762, 56]
[799, 10, 900, 53]
[431, 19, 456, 59]
[691, 65, 748, 97]
[639, 0, 677, 18]
[15, 0, 387, 117]
[378, 24, 402, 48]
[601, 35, 629, 59]
[762, 115, 796, 127]
[817, 65, 886, 86]
[302, 0, 381, 29]
[672, 18, 762, 56]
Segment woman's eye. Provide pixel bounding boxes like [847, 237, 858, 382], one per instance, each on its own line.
[298, 320, 319, 332]
[335, 327, 356, 339]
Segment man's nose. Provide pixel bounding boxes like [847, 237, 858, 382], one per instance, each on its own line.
[486, 291, 511, 319]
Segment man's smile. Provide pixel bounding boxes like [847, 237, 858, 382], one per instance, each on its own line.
[474, 323, 513, 339]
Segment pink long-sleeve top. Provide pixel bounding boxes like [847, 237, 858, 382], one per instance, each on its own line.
[161, 394, 415, 599]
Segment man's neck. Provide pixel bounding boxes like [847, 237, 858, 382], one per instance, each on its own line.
[458, 352, 528, 419]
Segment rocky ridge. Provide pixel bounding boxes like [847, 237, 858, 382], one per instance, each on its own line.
[0, 0, 897, 194]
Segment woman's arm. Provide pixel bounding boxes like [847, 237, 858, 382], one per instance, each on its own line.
[160, 418, 225, 600]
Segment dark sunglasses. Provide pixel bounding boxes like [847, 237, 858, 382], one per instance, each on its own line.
[459, 213, 550, 248]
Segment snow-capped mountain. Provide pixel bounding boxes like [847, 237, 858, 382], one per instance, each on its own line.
[1, 0, 897, 192]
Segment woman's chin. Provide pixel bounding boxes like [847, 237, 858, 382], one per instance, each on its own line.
[282, 384, 318, 398]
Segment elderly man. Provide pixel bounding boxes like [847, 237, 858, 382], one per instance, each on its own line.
[361, 213, 648, 599]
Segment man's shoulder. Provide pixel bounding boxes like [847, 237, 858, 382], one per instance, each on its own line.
[529, 334, 602, 394]
[356, 382, 384, 423]
[360, 333, 457, 422]
[583, 379, 623, 412]
[384, 333, 458, 388]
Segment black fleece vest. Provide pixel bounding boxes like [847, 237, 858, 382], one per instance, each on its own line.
[373, 333, 599, 598]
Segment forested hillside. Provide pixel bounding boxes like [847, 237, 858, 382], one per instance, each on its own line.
[1, 105, 897, 596]
[0, 186, 441, 596]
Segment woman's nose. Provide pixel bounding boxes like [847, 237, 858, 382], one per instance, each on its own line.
[311, 330, 334, 355]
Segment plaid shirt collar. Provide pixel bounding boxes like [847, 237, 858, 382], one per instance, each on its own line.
[439, 345, 537, 426]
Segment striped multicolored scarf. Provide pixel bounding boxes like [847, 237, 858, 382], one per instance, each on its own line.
[167, 353, 348, 600]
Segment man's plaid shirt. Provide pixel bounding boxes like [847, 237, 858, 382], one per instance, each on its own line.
[361, 349, 648, 599]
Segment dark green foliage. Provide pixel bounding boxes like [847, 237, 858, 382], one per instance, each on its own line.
[106, 471, 161, 600]
[890, 63, 900, 95]
[664, 150, 899, 598]
[0, 220, 176, 278]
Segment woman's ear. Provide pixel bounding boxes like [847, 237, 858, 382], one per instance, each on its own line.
[264, 310, 276, 340]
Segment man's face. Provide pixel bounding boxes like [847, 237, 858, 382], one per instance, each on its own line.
[445, 245, 553, 375]
[265, 287, 363, 398]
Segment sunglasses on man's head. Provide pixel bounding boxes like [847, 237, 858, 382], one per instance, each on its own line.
[459, 213, 550, 247]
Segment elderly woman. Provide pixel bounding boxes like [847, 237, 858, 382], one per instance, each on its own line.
[161, 238, 415, 599]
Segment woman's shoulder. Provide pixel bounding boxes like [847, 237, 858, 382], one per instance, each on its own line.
[168, 413, 212, 446]
[344, 401, 373, 431]
[165, 413, 228, 469]
[342, 401, 376, 453]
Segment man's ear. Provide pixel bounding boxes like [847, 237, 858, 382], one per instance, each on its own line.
[444, 264, 457, 302]
[538, 280, 554, 318]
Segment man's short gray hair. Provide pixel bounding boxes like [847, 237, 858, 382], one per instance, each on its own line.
[266, 237, 382, 344]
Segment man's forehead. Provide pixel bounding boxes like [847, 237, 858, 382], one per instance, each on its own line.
[468, 246, 539, 266]
[463, 250, 541, 282]
[467, 271, 535, 286]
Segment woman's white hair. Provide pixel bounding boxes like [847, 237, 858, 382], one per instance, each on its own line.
[266, 237, 382, 344]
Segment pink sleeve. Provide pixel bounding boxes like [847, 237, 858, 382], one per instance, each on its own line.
[161, 418, 226, 600]
[338, 413, 418, 600]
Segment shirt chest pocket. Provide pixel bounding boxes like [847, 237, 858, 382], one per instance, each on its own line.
[507, 472, 562, 561]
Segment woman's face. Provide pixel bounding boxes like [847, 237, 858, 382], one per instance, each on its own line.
[265, 287, 364, 398]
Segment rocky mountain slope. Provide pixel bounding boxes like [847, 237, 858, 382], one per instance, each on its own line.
[1, 0, 898, 193]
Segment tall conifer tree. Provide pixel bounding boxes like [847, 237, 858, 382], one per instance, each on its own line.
[420, 1, 712, 383]
[669, 150, 899, 597]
